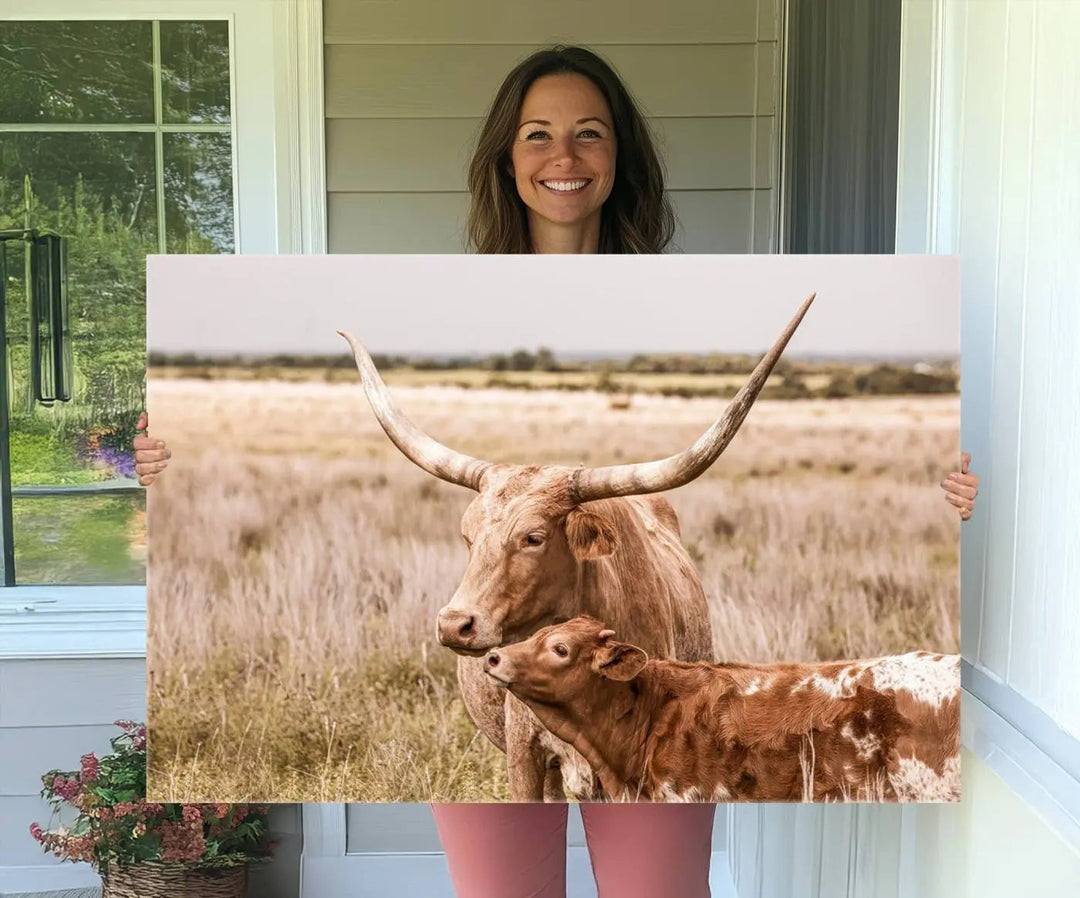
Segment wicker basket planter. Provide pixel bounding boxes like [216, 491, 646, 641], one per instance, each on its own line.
[101, 862, 248, 898]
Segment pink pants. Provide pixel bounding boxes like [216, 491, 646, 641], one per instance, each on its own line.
[431, 803, 715, 898]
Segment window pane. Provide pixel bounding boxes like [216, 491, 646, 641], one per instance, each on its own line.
[12, 493, 146, 585]
[160, 21, 232, 124]
[0, 21, 154, 124]
[2, 133, 151, 585]
[164, 133, 235, 253]
[0, 132, 158, 232]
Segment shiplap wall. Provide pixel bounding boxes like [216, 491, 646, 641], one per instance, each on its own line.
[902, 0, 1080, 734]
[730, 1, 1080, 896]
[0, 659, 144, 881]
[323, 0, 781, 253]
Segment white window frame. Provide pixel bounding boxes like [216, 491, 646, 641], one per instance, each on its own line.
[0, 0, 326, 659]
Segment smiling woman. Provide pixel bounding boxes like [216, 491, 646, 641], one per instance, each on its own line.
[466, 45, 674, 254]
[509, 73, 617, 250]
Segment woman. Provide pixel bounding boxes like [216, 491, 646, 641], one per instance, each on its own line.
[136, 46, 979, 898]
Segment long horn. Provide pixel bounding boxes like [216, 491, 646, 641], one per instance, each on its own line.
[338, 330, 493, 490]
[571, 293, 815, 503]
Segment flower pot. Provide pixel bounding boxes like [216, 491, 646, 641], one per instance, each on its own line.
[101, 862, 248, 898]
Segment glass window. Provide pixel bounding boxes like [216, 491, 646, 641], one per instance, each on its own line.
[160, 21, 232, 125]
[0, 21, 155, 124]
[0, 19, 234, 585]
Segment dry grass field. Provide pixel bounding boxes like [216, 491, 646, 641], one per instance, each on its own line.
[146, 375, 960, 803]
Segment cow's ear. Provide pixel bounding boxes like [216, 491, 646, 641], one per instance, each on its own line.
[565, 508, 617, 560]
[592, 642, 648, 681]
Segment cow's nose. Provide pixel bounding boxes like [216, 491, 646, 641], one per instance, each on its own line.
[486, 652, 500, 668]
[436, 608, 478, 647]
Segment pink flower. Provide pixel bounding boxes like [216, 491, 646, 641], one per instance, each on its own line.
[112, 802, 136, 817]
[80, 753, 99, 782]
[160, 821, 205, 863]
[51, 775, 81, 802]
[181, 806, 202, 824]
[29, 822, 43, 841]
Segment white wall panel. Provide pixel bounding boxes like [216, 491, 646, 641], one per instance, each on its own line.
[907, 0, 1080, 732]
[918, 0, 1080, 725]
[0, 659, 144, 728]
[1006, 2, 1080, 725]
[0, 725, 121, 796]
[978, 0, 1035, 683]
[954, 0, 1010, 675]
[732, 2, 1080, 896]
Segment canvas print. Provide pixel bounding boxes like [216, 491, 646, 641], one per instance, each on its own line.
[146, 253, 961, 804]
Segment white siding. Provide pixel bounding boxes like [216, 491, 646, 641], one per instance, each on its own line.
[899, 0, 1080, 733]
[729, 1, 1080, 895]
[0, 659, 144, 871]
[323, 0, 781, 254]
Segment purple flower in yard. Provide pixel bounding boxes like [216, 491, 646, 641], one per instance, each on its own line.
[86, 446, 136, 479]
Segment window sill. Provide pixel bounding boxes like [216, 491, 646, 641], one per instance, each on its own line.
[961, 660, 1080, 852]
[0, 586, 145, 659]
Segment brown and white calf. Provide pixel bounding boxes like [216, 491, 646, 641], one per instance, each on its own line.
[484, 615, 960, 803]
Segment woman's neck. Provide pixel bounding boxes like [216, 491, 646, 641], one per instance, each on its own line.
[528, 210, 602, 254]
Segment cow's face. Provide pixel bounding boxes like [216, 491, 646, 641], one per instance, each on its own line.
[435, 468, 619, 654]
[483, 615, 648, 703]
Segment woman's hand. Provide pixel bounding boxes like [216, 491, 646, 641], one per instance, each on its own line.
[941, 451, 979, 521]
[133, 412, 172, 486]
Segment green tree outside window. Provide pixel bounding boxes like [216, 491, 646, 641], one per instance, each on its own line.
[0, 20, 234, 585]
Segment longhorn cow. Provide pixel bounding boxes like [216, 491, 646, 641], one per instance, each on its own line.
[339, 294, 814, 801]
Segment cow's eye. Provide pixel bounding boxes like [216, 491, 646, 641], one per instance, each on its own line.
[554, 644, 569, 657]
[462, 535, 472, 549]
[524, 533, 545, 547]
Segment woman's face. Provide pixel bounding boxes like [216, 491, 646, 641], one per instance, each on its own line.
[509, 73, 617, 233]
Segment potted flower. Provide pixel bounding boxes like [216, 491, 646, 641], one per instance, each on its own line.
[30, 720, 273, 898]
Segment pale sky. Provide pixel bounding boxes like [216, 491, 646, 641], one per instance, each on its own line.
[147, 254, 959, 358]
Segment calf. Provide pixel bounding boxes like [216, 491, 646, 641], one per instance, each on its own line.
[485, 616, 959, 803]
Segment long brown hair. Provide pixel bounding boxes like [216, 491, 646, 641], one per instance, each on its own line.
[466, 46, 675, 254]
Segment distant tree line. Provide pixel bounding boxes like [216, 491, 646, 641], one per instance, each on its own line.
[150, 350, 959, 397]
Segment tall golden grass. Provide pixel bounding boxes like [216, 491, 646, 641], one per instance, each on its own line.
[146, 377, 959, 802]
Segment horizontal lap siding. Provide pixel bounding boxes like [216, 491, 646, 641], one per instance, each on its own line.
[325, 45, 763, 118]
[0, 658, 145, 867]
[324, 0, 765, 45]
[324, 0, 781, 254]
